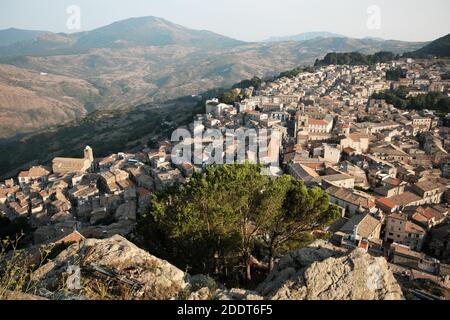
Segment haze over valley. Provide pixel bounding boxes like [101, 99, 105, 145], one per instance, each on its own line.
[0, 16, 425, 139]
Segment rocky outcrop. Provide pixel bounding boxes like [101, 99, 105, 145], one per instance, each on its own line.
[32, 235, 189, 300]
[28, 236, 404, 300]
[257, 240, 404, 300]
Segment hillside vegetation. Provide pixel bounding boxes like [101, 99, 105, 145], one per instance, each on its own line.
[137, 164, 340, 287]
[0, 16, 424, 139]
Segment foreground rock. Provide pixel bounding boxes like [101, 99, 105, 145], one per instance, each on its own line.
[258, 240, 404, 300]
[29, 236, 404, 300]
[32, 235, 189, 300]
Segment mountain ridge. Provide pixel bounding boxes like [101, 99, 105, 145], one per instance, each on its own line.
[408, 33, 450, 57]
[0, 16, 427, 141]
[0, 28, 48, 47]
[0, 16, 245, 58]
[264, 31, 346, 42]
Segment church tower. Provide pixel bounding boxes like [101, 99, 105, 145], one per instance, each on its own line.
[84, 146, 94, 164]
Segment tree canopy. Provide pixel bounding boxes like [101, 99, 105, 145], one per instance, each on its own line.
[385, 67, 404, 81]
[315, 51, 398, 66]
[136, 163, 340, 286]
[372, 88, 450, 113]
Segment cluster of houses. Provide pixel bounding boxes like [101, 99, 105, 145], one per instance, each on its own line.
[195, 58, 450, 283]
[1, 57, 450, 291]
[0, 144, 188, 244]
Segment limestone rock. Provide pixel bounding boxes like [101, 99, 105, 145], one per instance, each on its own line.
[32, 235, 189, 300]
[258, 239, 347, 296]
[258, 240, 404, 300]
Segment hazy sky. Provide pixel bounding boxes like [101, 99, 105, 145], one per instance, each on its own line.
[0, 0, 449, 42]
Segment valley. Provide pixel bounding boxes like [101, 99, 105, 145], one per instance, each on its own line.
[0, 16, 425, 139]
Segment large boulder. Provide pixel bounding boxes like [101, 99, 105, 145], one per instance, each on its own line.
[32, 235, 189, 300]
[257, 240, 404, 300]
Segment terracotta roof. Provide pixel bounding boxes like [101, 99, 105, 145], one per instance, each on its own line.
[376, 197, 397, 210]
[18, 171, 29, 178]
[387, 192, 422, 207]
[52, 157, 88, 172]
[347, 133, 370, 142]
[29, 166, 50, 178]
[343, 147, 355, 154]
[308, 118, 329, 126]
[55, 230, 86, 244]
[359, 240, 369, 250]
[384, 177, 402, 186]
[322, 173, 353, 182]
[390, 243, 424, 259]
[341, 213, 381, 239]
[414, 180, 445, 193]
[137, 187, 151, 197]
[404, 221, 426, 234]
[182, 162, 193, 170]
[326, 186, 375, 209]
[388, 212, 408, 221]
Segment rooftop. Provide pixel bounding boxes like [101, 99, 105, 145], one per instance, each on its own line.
[326, 186, 375, 209]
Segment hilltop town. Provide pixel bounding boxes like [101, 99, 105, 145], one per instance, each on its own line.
[1, 56, 450, 298]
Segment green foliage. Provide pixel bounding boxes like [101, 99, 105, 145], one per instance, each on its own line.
[232, 76, 262, 90]
[136, 164, 338, 286]
[147, 138, 159, 149]
[372, 88, 450, 113]
[385, 67, 404, 81]
[315, 51, 398, 66]
[278, 66, 315, 79]
[220, 90, 242, 105]
[256, 175, 340, 270]
[406, 34, 450, 58]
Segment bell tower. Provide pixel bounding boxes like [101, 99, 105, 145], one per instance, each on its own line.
[84, 146, 94, 163]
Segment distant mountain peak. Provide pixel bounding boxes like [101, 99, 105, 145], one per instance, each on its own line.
[73, 15, 245, 49]
[0, 16, 245, 56]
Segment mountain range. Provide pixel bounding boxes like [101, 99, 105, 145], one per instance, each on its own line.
[264, 32, 346, 42]
[0, 16, 429, 140]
